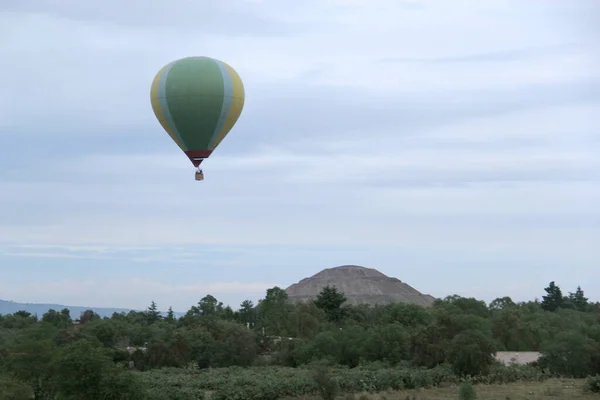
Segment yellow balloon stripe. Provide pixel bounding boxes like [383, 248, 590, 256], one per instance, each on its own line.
[150, 63, 186, 150]
[210, 61, 245, 150]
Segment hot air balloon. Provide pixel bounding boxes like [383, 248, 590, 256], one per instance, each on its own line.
[150, 56, 245, 181]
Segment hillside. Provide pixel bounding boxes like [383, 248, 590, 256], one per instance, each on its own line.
[0, 299, 133, 319]
[286, 265, 436, 306]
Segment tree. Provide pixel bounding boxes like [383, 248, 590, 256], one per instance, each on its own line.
[489, 296, 516, 312]
[440, 295, 489, 318]
[52, 339, 146, 399]
[86, 319, 118, 347]
[257, 287, 291, 335]
[41, 308, 72, 328]
[238, 300, 256, 328]
[4, 339, 57, 399]
[568, 286, 589, 312]
[198, 295, 223, 317]
[314, 285, 347, 322]
[2, 278, 600, 390]
[446, 329, 497, 376]
[80, 309, 99, 324]
[222, 306, 236, 321]
[146, 301, 162, 323]
[288, 301, 324, 338]
[12, 311, 33, 319]
[364, 323, 409, 364]
[410, 324, 446, 368]
[538, 331, 599, 378]
[541, 281, 563, 312]
[166, 306, 175, 322]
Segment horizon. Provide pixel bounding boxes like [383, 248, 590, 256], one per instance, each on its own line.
[1, 0, 598, 311]
[0, 264, 591, 314]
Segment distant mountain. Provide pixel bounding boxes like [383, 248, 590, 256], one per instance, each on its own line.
[0, 299, 134, 318]
[286, 265, 436, 306]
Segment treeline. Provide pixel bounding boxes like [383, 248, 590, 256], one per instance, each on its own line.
[0, 281, 599, 399]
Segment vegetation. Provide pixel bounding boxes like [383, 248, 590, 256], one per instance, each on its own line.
[0, 281, 599, 399]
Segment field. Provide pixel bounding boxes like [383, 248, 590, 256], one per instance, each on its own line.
[138, 365, 600, 400]
[286, 379, 595, 399]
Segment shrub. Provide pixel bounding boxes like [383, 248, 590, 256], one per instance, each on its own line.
[459, 382, 477, 400]
[313, 366, 340, 400]
[587, 375, 600, 393]
[136, 364, 556, 399]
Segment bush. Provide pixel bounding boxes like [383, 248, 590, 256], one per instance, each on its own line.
[313, 366, 339, 400]
[447, 330, 496, 377]
[458, 382, 477, 400]
[0, 375, 33, 400]
[134, 363, 557, 399]
[146, 386, 204, 400]
[588, 375, 600, 393]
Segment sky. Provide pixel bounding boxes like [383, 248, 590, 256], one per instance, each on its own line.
[0, 0, 599, 312]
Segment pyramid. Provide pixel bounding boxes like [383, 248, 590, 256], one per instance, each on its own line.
[286, 265, 436, 307]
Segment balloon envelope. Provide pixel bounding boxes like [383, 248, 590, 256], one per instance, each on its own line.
[150, 56, 245, 167]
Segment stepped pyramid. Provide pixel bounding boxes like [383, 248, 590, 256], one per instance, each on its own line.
[286, 265, 436, 306]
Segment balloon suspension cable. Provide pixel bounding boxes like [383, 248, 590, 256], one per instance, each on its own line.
[194, 161, 205, 181]
[195, 158, 204, 173]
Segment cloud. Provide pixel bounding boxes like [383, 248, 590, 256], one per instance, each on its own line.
[0, 97, 598, 250]
[381, 43, 580, 64]
[1, 0, 599, 309]
[0, 244, 247, 265]
[0, 0, 305, 36]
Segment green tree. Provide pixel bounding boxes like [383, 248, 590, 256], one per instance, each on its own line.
[52, 339, 145, 399]
[314, 285, 347, 322]
[238, 300, 256, 328]
[541, 281, 563, 312]
[446, 329, 497, 376]
[222, 306, 236, 321]
[410, 324, 446, 368]
[292, 331, 338, 365]
[13, 311, 34, 319]
[257, 286, 291, 335]
[1, 312, 38, 330]
[166, 306, 175, 322]
[489, 296, 516, 312]
[146, 301, 162, 323]
[288, 301, 324, 338]
[490, 307, 536, 351]
[198, 295, 223, 317]
[364, 323, 410, 364]
[182, 320, 259, 368]
[538, 331, 599, 378]
[41, 308, 72, 329]
[85, 319, 118, 347]
[80, 309, 99, 324]
[334, 325, 366, 367]
[4, 339, 57, 399]
[568, 286, 589, 312]
[2, 276, 600, 393]
[440, 295, 489, 318]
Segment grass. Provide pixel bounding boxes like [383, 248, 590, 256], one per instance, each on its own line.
[284, 378, 597, 399]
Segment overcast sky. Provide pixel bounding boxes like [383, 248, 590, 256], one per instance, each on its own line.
[1, 0, 598, 312]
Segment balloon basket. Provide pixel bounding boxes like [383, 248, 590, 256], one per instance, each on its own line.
[195, 170, 204, 181]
